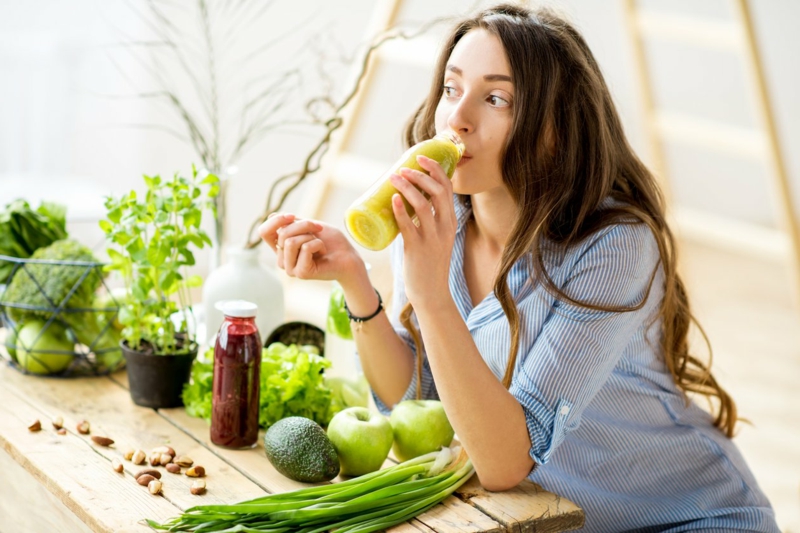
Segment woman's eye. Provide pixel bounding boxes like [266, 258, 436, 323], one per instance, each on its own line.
[489, 95, 510, 107]
[443, 85, 458, 97]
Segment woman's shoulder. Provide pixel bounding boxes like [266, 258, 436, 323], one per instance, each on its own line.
[549, 201, 661, 290]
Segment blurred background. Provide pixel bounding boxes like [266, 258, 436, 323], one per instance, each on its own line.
[0, 0, 797, 529]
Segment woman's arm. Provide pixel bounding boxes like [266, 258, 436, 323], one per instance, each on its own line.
[338, 262, 417, 407]
[259, 213, 417, 407]
[414, 298, 535, 491]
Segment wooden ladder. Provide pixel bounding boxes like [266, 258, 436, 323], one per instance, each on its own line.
[622, 0, 800, 306]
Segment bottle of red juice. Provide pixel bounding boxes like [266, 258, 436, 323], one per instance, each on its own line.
[211, 300, 262, 449]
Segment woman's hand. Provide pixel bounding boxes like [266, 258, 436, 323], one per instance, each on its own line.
[258, 213, 364, 284]
[390, 155, 458, 307]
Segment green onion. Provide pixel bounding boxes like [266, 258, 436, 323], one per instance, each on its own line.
[147, 447, 474, 533]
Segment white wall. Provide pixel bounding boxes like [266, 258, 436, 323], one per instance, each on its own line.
[1, 0, 798, 257]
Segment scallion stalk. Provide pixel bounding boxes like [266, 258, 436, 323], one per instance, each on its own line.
[146, 447, 474, 533]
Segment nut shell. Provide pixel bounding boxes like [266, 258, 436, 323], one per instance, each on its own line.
[28, 420, 42, 432]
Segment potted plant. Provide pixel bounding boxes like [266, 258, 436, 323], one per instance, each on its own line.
[100, 167, 219, 408]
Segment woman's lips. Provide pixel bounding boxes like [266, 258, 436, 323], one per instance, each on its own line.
[457, 153, 472, 167]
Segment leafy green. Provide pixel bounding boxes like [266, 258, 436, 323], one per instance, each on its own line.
[182, 343, 340, 430]
[326, 283, 353, 340]
[100, 168, 218, 353]
[182, 347, 214, 420]
[0, 199, 68, 283]
[260, 342, 336, 430]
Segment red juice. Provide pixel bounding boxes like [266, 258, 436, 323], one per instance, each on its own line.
[211, 307, 262, 449]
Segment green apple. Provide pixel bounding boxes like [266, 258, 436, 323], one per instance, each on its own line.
[16, 320, 74, 375]
[327, 407, 393, 476]
[390, 400, 455, 462]
[4, 324, 18, 362]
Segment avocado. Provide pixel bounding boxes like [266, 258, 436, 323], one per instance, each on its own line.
[263, 416, 340, 483]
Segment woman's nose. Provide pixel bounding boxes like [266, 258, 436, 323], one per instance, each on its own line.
[447, 99, 474, 135]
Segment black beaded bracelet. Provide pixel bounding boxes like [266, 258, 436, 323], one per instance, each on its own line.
[344, 289, 383, 329]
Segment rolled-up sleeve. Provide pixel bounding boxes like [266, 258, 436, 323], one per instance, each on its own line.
[509, 223, 661, 465]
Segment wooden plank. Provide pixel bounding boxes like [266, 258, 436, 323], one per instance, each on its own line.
[0, 364, 270, 522]
[0, 368, 179, 532]
[458, 476, 584, 533]
[0, 447, 94, 533]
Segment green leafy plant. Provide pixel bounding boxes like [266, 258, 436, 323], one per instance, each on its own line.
[100, 167, 219, 354]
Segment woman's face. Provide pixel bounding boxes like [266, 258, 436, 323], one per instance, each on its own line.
[435, 28, 515, 196]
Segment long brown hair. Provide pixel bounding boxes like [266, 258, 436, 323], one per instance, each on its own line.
[400, 4, 737, 436]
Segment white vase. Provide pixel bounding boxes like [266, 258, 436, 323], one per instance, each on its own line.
[202, 246, 284, 346]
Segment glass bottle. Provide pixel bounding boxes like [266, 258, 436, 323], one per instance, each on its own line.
[345, 131, 464, 251]
[211, 300, 262, 449]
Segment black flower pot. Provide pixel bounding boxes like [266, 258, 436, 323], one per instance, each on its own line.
[121, 341, 198, 408]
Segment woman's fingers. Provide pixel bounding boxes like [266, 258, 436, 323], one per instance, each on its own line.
[276, 219, 324, 249]
[294, 239, 327, 279]
[283, 233, 318, 276]
[390, 173, 434, 227]
[415, 156, 455, 217]
[392, 192, 418, 240]
[259, 213, 296, 252]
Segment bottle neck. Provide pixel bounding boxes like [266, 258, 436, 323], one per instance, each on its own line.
[224, 315, 257, 325]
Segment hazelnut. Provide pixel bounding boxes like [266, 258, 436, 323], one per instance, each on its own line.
[148, 452, 161, 467]
[56, 428, 67, 436]
[123, 449, 135, 461]
[51, 416, 63, 430]
[111, 458, 124, 473]
[77, 420, 90, 434]
[159, 453, 173, 466]
[28, 420, 42, 432]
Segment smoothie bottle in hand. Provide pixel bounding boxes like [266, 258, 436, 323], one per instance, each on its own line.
[345, 131, 464, 251]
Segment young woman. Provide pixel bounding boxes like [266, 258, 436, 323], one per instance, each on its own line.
[260, 4, 779, 532]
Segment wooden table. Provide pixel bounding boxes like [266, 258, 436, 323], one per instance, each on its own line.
[0, 361, 584, 533]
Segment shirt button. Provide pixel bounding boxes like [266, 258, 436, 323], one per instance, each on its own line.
[560, 406, 570, 416]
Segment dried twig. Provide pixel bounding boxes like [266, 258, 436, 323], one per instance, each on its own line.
[243, 18, 450, 248]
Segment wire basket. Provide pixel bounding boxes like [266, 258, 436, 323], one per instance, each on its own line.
[0, 254, 125, 377]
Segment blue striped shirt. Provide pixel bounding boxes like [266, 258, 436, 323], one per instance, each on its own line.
[367, 195, 779, 532]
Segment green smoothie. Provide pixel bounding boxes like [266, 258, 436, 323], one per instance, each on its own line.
[345, 132, 464, 251]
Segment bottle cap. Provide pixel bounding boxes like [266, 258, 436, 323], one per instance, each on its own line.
[220, 300, 258, 318]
